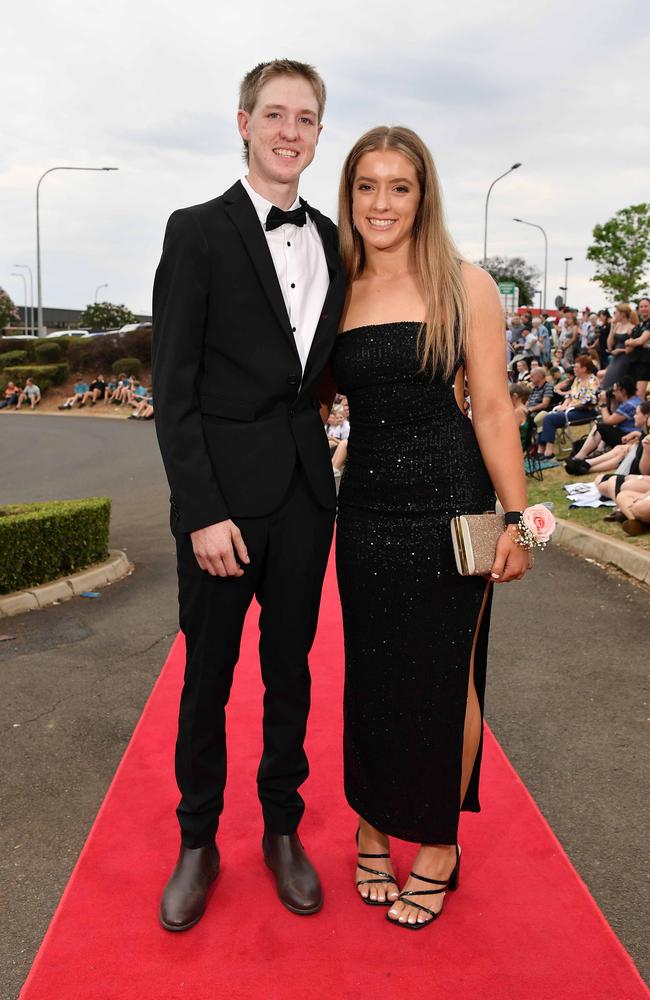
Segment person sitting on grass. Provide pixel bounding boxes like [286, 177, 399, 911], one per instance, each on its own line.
[16, 377, 41, 410]
[58, 374, 89, 409]
[537, 355, 599, 458]
[617, 489, 650, 535]
[80, 373, 107, 406]
[127, 381, 149, 408]
[596, 404, 650, 512]
[127, 394, 154, 420]
[565, 376, 641, 474]
[110, 374, 136, 406]
[0, 381, 20, 409]
[104, 372, 126, 404]
[572, 401, 650, 479]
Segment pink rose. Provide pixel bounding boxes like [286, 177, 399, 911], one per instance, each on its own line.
[522, 504, 556, 543]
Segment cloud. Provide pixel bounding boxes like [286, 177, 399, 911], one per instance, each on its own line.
[1, 0, 649, 312]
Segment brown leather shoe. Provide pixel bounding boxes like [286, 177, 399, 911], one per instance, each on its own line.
[263, 831, 323, 915]
[159, 843, 220, 931]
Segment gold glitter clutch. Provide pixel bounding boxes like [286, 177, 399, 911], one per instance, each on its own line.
[450, 513, 533, 576]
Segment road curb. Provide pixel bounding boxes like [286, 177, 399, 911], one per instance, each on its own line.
[553, 519, 650, 586]
[0, 550, 133, 618]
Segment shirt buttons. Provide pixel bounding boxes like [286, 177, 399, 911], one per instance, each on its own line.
[287, 241, 291, 247]
[292, 326, 296, 332]
[290, 283, 296, 289]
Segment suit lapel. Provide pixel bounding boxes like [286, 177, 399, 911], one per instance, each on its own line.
[301, 202, 344, 384]
[224, 182, 299, 361]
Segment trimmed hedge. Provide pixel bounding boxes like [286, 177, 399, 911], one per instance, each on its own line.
[67, 329, 151, 371]
[35, 341, 63, 363]
[0, 338, 37, 359]
[43, 337, 71, 355]
[4, 363, 70, 392]
[0, 497, 111, 594]
[0, 350, 29, 366]
[111, 357, 142, 377]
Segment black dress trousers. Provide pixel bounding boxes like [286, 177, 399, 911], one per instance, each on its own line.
[173, 467, 334, 849]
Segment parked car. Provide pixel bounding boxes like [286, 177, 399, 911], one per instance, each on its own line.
[118, 323, 152, 334]
[46, 330, 91, 339]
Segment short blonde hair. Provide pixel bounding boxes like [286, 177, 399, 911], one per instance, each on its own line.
[238, 59, 326, 164]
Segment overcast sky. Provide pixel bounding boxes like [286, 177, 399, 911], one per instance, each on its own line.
[2, 0, 649, 319]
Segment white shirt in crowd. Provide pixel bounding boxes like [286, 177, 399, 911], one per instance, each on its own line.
[241, 176, 330, 371]
[328, 419, 350, 441]
[524, 331, 541, 357]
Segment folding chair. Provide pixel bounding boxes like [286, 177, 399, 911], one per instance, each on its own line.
[554, 418, 596, 460]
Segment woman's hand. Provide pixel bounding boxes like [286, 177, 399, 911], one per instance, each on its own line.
[487, 529, 530, 583]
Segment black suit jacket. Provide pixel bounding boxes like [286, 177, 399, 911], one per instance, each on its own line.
[152, 180, 346, 534]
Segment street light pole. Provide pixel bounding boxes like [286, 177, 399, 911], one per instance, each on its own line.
[513, 217, 548, 309]
[483, 162, 521, 266]
[10, 272, 28, 336]
[564, 257, 573, 307]
[14, 263, 34, 335]
[36, 166, 118, 337]
[95, 283, 108, 303]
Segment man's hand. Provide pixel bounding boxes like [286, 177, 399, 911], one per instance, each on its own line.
[190, 520, 250, 577]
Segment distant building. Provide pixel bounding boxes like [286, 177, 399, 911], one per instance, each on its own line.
[3, 306, 152, 336]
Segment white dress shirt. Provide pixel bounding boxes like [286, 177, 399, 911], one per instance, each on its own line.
[241, 176, 330, 371]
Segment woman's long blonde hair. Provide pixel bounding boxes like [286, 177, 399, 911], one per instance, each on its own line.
[338, 125, 468, 378]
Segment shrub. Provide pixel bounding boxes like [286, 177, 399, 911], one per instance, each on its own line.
[0, 497, 111, 593]
[121, 327, 152, 366]
[65, 329, 151, 371]
[43, 337, 71, 355]
[67, 333, 123, 371]
[35, 341, 63, 363]
[0, 337, 37, 359]
[4, 363, 70, 391]
[111, 357, 142, 377]
[0, 350, 29, 367]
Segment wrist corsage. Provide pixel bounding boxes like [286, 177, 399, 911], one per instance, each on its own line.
[514, 505, 556, 550]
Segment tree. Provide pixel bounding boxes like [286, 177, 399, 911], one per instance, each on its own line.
[80, 302, 136, 331]
[479, 256, 540, 307]
[0, 287, 20, 331]
[586, 203, 650, 303]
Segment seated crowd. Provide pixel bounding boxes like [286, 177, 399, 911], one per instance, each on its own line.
[506, 297, 650, 536]
[0, 370, 153, 422]
[57, 372, 154, 419]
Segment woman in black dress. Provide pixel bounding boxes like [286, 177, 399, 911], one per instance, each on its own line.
[331, 127, 530, 929]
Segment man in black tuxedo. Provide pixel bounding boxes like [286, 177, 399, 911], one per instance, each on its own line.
[152, 59, 345, 931]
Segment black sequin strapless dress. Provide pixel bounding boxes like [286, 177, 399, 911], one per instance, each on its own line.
[332, 322, 496, 844]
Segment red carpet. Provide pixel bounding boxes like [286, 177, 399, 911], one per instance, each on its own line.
[20, 549, 647, 1000]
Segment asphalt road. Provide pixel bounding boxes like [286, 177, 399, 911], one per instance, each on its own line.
[1, 413, 648, 998]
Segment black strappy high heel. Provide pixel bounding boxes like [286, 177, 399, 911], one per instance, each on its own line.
[355, 828, 399, 907]
[386, 844, 461, 930]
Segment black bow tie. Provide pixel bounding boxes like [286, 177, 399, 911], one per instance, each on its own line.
[265, 204, 307, 231]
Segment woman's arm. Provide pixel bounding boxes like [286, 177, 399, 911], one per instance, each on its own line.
[463, 266, 529, 581]
[607, 325, 616, 351]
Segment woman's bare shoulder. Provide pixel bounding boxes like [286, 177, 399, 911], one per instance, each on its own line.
[461, 261, 501, 310]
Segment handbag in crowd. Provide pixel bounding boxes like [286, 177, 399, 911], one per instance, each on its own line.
[450, 512, 534, 577]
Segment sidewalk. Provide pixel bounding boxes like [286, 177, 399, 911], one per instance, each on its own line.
[0, 550, 132, 618]
[553, 518, 650, 586]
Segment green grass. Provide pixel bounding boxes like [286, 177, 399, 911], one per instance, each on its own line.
[526, 465, 650, 551]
